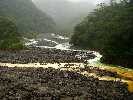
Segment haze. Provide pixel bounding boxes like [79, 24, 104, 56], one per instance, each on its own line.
[67, 0, 109, 4]
[32, 0, 109, 32]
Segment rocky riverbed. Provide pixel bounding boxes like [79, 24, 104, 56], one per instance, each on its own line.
[0, 33, 133, 99]
[0, 48, 133, 100]
[0, 66, 132, 100]
[0, 48, 95, 64]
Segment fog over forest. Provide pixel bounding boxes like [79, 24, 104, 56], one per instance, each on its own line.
[0, 0, 133, 99]
[32, 0, 109, 32]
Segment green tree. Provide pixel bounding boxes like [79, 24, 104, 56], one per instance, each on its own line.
[70, 0, 133, 68]
[101, 0, 133, 67]
[0, 17, 24, 49]
[0, 0, 55, 34]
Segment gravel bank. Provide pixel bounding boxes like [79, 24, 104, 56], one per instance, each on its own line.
[0, 48, 95, 64]
[0, 66, 132, 100]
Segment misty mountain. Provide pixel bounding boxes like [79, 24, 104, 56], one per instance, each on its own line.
[0, 0, 55, 34]
[33, 0, 95, 32]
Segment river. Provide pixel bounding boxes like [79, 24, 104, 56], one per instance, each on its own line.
[1, 33, 133, 92]
[25, 33, 133, 93]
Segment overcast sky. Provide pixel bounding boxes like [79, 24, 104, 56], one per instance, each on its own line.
[64, 0, 109, 4]
[68, 0, 109, 3]
[33, 0, 110, 5]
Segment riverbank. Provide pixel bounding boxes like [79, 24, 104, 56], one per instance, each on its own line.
[88, 60, 133, 92]
[0, 48, 95, 64]
[0, 48, 133, 99]
[0, 66, 132, 100]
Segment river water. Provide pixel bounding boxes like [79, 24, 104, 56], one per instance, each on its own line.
[24, 33, 133, 92]
[1, 33, 133, 92]
[25, 33, 102, 64]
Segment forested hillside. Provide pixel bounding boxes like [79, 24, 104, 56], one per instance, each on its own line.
[0, 0, 55, 35]
[70, 0, 133, 68]
[0, 17, 24, 49]
[33, 0, 95, 32]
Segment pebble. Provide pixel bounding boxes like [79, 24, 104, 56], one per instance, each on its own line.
[0, 67, 132, 100]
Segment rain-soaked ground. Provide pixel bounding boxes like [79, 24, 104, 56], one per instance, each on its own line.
[0, 33, 133, 99]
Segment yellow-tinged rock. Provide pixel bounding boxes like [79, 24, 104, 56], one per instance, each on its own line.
[94, 64, 133, 93]
[127, 81, 133, 93]
[122, 73, 133, 80]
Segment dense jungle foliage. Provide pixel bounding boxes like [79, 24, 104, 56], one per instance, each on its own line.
[0, 0, 56, 49]
[70, 0, 133, 68]
[0, 17, 24, 49]
[0, 0, 55, 34]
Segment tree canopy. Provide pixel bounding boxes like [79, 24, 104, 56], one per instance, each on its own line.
[70, 0, 133, 68]
[0, 0, 55, 34]
[0, 17, 24, 49]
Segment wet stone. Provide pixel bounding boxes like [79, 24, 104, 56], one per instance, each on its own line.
[0, 67, 132, 100]
[0, 48, 95, 64]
